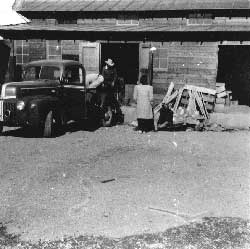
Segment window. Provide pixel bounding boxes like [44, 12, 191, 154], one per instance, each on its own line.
[62, 54, 79, 61]
[23, 66, 41, 80]
[64, 65, 83, 85]
[15, 40, 29, 64]
[47, 40, 62, 60]
[40, 66, 61, 80]
[23, 66, 61, 81]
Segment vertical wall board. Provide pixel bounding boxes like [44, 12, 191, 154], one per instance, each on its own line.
[139, 42, 150, 71]
[152, 42, 218, 99]
[80, 42, 100, 74]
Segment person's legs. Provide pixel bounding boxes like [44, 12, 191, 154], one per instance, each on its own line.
[99, 91, 108, 108]
[140, 119, 148, 132]
[143, 119, 154, 132]
[137, 119, 143, 132]
[110, 91, 122, 114]
[149, 119, 155, 131]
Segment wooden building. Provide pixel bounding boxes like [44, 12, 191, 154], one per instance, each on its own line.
[1, 0, 250, 105]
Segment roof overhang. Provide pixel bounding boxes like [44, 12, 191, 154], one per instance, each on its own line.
[1, 23, 250, 41]
[12, 0, 250, 12]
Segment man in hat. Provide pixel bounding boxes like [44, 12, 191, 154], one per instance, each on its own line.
[99, 58, 122, 115]
[101, 58, 117, 92]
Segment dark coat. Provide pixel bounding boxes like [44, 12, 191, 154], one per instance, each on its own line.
[101, 65, 117, 91]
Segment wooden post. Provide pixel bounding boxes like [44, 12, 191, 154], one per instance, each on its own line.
[147, 51, 153, 85]
[148, 47, 157, 85]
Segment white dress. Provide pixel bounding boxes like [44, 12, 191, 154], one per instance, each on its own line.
[133, 84, 153, 119]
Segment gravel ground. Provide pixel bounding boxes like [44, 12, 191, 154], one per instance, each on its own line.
[0, 124, 250, 248]
[1, 217, 250, 249]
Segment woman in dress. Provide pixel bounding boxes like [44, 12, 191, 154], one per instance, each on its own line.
[133, 74, 154, 133]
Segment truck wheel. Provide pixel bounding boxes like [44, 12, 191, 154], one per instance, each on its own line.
[102, 106, 113, 127]
[43, 111, 55, 137]
[0, 122, 3, 134]
[57, 111, 67, 135]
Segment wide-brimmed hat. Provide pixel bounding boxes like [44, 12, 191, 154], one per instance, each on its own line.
[105, 58, 115, 66]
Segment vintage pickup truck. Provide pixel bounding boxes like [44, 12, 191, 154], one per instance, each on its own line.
[0, 59, 104, 137]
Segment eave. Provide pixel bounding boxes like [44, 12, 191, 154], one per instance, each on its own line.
[1, 23, 250, 41]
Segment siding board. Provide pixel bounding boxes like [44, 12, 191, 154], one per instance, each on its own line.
[151, 41, 218, 90]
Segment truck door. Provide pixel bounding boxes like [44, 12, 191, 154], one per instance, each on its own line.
[62, 65, 86, 121]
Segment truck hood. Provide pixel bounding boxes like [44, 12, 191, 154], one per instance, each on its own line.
[1, 80, 60, 99]
[2, 80, 60, 89]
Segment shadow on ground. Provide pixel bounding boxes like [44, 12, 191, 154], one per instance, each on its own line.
[1, 121, 101, 138]
[1, 217, 249, 249]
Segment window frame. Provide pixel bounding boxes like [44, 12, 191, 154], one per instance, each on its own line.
[64, 65, 84, 85]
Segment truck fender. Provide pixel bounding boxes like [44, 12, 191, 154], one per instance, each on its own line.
[28, 96, 61, 126]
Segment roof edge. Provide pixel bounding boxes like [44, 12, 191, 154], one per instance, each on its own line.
[12, 0, 25, 11]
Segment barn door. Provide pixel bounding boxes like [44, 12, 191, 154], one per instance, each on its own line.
[80, 42, 100, 74]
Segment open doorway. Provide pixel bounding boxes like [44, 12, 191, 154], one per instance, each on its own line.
[217, 45, 250, 106]
[100, 43, 139, 85]
[0, 41, 10, 86]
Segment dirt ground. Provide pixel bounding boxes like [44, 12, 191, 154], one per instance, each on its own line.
[0, 124, 250, 248]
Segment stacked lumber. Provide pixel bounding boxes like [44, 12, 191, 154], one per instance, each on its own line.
[179, 85, 216, 113]
[214, 82, 232, 112]
[154, 83, 216, 127]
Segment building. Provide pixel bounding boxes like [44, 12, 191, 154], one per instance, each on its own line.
[1, 0, 250, 105]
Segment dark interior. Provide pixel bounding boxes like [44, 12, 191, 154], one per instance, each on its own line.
[0, 41, 10, 85]
[101, 43, 139, 85]
[217, 45, 250, 106]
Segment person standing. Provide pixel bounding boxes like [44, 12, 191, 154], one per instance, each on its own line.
[133, 74, 154, 133]
[102, 58, 117, 89]
[100, 58, 122, 115]
[99, 58, 117, 107]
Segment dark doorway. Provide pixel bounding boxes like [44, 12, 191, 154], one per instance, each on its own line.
[101, 43, 139, 85]
[0, 41, 11, 86]
[217, 45, 250, 106]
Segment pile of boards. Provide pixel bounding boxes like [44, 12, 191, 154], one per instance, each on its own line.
[154, 83, 217, 127]
[214, 82, 232, 112]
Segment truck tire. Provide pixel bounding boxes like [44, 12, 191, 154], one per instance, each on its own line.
[0, 122, 3, 134]
[57, 110, 67, 135]
[102, 106, 113, 127]
[43, 110, 55, 137]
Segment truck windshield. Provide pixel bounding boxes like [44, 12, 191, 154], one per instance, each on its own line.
[23, 66, 61, 81]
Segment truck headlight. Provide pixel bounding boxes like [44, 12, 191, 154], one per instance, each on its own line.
[5, 87, 16, 98]
[17, 101, 25, 110]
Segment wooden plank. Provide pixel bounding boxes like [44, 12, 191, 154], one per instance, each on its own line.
[216, 98, 226, 104]
[185, 85, 216, 95]
[168, 56, 218, 65]
[202, 94, 216, 102]
[217, 91, 227, 98]
[168, 62, 217, 70]
[206, 104, 214, 112]
[216, 85, 226, 94]
[165, 82, 175, 98]
[193, 91, 208, 119]
[167, 68, 218, 75]
[198, 92, 209, 118]
[167, 52, 217, 58]
[216, 82, 225, 87]
[173, 88, 184, 112]
[154, 89, 178, 114]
